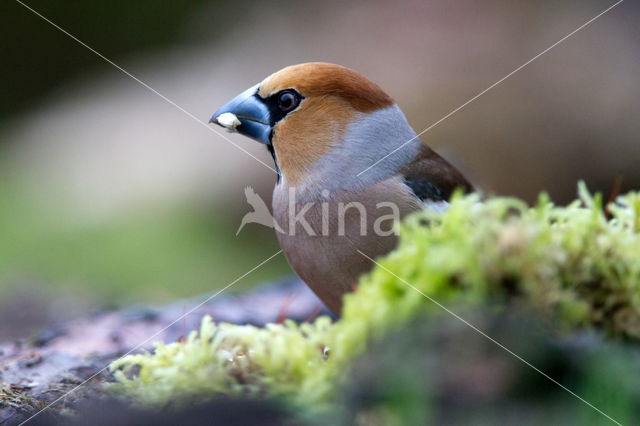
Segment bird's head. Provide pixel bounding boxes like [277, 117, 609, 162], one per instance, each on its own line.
[211, 63, 420, 190]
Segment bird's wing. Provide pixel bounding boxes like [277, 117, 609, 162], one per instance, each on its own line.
[401, 144, 473, 202]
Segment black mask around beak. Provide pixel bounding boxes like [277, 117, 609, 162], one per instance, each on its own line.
[210, 83, 272, 145]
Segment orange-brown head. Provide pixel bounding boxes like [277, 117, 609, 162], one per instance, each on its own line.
[212, 63, 420, 191]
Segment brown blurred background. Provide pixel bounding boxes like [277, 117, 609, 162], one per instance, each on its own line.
[0, 0, 638, 335]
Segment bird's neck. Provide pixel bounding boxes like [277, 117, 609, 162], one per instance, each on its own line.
[275, 104, 420, 201]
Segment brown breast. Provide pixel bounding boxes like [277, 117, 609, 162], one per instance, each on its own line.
[272, 176, 422, 314]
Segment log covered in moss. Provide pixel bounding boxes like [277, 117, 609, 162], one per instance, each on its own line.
[109, 185, 640, 423]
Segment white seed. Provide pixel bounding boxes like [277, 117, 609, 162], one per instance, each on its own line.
[216, 112, 241, 130]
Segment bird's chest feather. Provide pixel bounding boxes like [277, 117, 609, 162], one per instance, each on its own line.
[271, 177, 421, 313]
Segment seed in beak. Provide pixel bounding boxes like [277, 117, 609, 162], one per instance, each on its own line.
[216, 112, 242, 130]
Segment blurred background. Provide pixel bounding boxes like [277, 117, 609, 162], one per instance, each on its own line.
[0, 0, 638, 336]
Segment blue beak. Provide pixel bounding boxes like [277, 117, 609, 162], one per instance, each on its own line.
[210, 83, 272, 145]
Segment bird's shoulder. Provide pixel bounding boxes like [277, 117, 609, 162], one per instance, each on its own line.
[401, 144, 473, 202]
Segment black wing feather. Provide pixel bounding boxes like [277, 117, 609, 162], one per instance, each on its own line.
[404, 178, 446, 202]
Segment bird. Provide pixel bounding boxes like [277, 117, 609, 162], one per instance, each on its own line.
[211, 62, 472, 315]
[236, 186, 279, 236]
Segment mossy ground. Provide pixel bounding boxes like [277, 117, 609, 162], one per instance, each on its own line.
[109, 184, 640, 422]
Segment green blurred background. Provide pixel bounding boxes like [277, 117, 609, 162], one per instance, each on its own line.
[0, 0, 638, 320]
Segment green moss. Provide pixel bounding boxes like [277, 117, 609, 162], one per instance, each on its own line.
[109, 184, 640, 412]
[110, 317, 335, 409]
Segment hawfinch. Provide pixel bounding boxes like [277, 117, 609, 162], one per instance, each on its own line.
[211, 63, 472, 314]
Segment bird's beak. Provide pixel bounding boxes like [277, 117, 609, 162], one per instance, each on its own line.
[210, 83, 272, 145]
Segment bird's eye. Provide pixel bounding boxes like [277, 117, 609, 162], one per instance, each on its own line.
[277, 90, 300, 112]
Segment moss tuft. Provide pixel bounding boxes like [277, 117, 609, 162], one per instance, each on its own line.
[110, 184, 640, 411]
